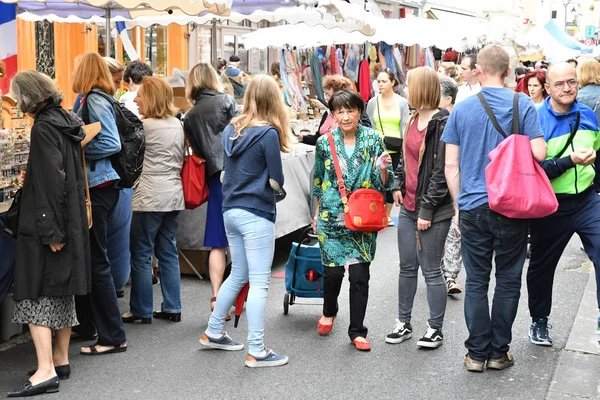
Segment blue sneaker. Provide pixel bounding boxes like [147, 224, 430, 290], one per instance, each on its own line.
[529, 318, 553, 346]
[245, 348, 289, 368]
[199, 331, 244, 351]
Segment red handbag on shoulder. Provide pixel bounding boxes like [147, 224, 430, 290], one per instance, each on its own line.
[326, 133, 387, 232]
[181, 137, 209, 210]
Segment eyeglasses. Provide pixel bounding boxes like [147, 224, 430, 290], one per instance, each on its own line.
[550, 79, 578, 90]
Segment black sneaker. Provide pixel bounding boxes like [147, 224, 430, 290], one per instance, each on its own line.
[417, 325, 444, 348]
[529, 317, 553, 346]
[385, 319, 413, 344]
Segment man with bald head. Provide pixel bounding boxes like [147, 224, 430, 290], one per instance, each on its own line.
[528, 62, 600, 346]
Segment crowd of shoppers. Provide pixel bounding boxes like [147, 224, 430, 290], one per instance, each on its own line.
[6, 44, 600, 397]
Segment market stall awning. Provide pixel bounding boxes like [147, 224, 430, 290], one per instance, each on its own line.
[241, 15, 498, 50]
[515, 19, 593, 62]
[1, 0, 232, 17]
[242, 22, 369, 48]
[16, 2, 375, 34]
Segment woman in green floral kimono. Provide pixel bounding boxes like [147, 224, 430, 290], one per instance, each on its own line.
[312, 89, 393, 351]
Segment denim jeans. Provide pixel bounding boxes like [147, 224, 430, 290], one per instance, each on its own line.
[397, 207, 450, 330]
[108, 188, 133, 292]
[460, 204, 528, 361]
[206, 209, 275, 354]
[129, 211, 182, 318]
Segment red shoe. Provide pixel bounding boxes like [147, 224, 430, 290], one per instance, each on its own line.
[317, 315, 335, 336]
[352, 338, 371, 351]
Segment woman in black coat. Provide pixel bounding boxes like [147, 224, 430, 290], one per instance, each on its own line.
[183, 63, 238, 316]
[7, 71, 91, 398]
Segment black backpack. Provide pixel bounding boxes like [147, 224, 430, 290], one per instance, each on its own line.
[82, 89, 145, 188]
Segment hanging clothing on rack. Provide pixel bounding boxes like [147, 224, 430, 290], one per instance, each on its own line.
[425, 47, 435, 68]
[311, 52, 326, 105]
[368, 45, 378, 75]
[405, 44, 421, 69]
[336, 47, 344, 70]
[358, 58, 371, 102]
[392, 46, 406, 85]
[379, 43, 397, 77]
[280, 49, 305, 111]
[344, 44, 360, 82]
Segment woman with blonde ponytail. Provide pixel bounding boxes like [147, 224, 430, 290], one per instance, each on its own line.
[199, 75, 292, 368]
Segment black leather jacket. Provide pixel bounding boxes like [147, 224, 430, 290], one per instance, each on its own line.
[183, 90, 238, 179]
[393, 108, 454, 222]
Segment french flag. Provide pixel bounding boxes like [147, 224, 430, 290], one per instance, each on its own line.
[0, 3, 17, 95]
[115, 22, 139, 62]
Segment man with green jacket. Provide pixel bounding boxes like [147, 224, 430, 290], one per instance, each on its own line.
[529, 62, 600, 346]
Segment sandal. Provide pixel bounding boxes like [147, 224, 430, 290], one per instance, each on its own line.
[210, 296, 232, 321]
[80, 344, 127, 356]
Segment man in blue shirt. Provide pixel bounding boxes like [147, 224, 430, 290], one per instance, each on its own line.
[442, 45, 547, 372]
[226, 55, 243, 78]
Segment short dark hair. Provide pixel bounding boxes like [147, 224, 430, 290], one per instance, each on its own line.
[328, 89, 364, 114]
[515, 66, 529, 76]
[124, 61, 153, 85]
[216, 59, 227, 70]
[463, 55, 477, 70]
[440, 77, 458, 105]
[567, 58, 578, 66]
[229, 55, 240, 63]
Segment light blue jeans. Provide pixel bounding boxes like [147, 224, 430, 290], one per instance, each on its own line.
[206, 208, 275, 354]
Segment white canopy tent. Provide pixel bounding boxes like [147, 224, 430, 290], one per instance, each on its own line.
[242, 15, 505, 50]
[515, 20, 593, 62]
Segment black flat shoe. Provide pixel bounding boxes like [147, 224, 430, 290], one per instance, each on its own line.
[27, 365, 70, 380]
[152, 311, 181, 322]
[121, 314, 151, 324]
[7, 376, 59, 397]
[116, 290, 125, 298]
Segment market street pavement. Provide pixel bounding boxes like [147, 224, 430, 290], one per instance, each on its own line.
[0, 222, 597, 400]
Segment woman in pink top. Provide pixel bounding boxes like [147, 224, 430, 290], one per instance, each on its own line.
[385, 67, 454, 349]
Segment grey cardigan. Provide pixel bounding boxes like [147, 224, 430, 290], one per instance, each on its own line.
[366, 95, 410, 138]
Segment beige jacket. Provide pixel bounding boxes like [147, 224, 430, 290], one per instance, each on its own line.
[132, 117, 185, 212]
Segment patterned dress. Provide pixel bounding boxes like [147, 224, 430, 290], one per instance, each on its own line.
[313, 126, 393, 268]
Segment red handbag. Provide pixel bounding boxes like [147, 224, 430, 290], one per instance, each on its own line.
[478, 92, 558, 219]
[327, 133, 387, 232]
[181, 138, 209, 210]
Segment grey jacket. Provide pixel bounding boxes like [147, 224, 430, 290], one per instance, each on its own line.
[577, 84, 600, 123]
[366, 94, 410, 138]
[132, 117, 185, 212]
[183, 90, 239, 179]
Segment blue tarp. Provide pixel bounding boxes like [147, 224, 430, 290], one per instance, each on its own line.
[544, 19, 593, 53]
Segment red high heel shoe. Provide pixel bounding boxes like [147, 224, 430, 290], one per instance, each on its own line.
[317, 315, 335, 336]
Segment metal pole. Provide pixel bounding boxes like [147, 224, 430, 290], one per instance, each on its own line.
[211, 18, 217, 65]
[105, 7, 111, 57]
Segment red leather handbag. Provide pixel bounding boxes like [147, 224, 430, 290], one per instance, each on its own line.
[327, 133, 387, 232]
[181, 139, 209, 210]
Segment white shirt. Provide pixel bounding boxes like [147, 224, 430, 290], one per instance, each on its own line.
[455, 82, 481, 104]
[119, 88, 141, 118]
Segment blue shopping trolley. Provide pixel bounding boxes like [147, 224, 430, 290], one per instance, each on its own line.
[283, 227, 324, 315]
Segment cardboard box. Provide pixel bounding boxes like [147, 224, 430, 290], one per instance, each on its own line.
[178, 249, 209, 276]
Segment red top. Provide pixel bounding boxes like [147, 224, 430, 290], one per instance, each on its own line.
[403, 117, 427, 212]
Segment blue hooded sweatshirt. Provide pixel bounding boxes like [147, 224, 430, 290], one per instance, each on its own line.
[221, 124, 284, 223]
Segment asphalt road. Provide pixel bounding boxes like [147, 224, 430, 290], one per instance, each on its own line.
[0, 223, 591, 400]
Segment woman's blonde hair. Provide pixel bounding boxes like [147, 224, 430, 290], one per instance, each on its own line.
[577, 59, 600, 87]
[72, 52, 115, 95]
[407, 67, 441, 110]
[139, 76, 177, 119]
[230, 74, 292, 153]
[103, 57, 124, 75]
[440, 62, 461, 84]
[186, 63, 220, 102]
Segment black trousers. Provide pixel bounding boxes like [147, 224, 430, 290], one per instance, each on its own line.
[75, 186, 126, 346]
[322, 263, 370, 341]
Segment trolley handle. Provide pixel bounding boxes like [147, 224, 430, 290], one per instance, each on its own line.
[295, 226, 317, 257]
